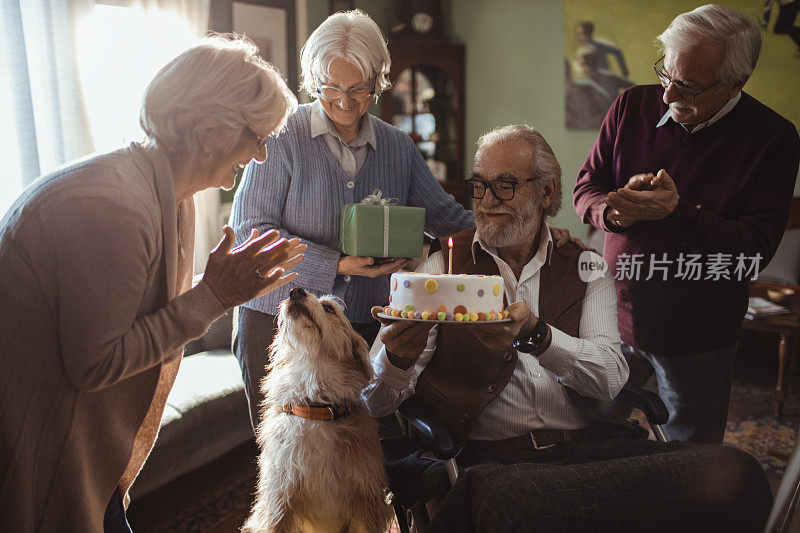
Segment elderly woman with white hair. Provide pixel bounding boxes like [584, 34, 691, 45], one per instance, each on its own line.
[0, 36, 306, 531]
[229, 9, 473, 428]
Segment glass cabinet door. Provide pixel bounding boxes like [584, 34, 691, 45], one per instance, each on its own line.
[391, 66, 459, 186]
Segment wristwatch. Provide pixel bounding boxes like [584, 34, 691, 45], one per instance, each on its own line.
[511, 319, 550, 353]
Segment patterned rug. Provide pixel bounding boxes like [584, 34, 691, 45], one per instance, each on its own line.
[725, 384, 800, 479]
[627, 380, 799, 483]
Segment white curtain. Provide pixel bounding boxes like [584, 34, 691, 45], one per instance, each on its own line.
[127, 0, 218, 274]
[0, 0, 95, 216]
[130, 0, 209, 29]
[1, 0, 217, 273]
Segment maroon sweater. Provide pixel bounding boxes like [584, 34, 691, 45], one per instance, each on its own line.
[574, 84, 799, 356]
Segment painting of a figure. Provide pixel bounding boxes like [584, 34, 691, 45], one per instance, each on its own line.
[566, 19, 633, 129]
[565, 0, 800, 130]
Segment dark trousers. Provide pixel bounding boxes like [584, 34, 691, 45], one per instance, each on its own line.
[437, 440, 772, 532]
[385, 424, 653, 508]
[385, 424, 772, 532]
[775, 0, 800, 47]
[233, 306, 382, 430]
[103, 492, 133, 533]
[622, 343, 737, 444]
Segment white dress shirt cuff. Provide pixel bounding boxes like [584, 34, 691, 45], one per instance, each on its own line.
[537, 326, 578, 378]
[372, 346, 419, 391]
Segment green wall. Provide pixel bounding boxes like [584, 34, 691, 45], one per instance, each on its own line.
[448, 0, 598, 237]
[307, 0, 800, 238]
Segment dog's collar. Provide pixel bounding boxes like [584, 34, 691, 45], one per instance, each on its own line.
[282, 400, 353, 421]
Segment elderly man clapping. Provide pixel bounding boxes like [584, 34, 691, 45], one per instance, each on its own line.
[574, 5, 800, 444]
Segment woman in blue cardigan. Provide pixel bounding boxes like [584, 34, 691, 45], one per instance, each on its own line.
[229, 9, 474, 428]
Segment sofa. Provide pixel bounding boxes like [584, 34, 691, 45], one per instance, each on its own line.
[130, 310, 252, 499]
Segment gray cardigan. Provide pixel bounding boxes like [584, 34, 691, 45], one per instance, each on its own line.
[0, 143, 225, 531]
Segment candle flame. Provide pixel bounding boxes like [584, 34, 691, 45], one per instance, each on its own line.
[448, 237, 453, 247]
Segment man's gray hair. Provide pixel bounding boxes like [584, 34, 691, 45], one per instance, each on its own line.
[300, 10, 391, 98]
[476, 125, 562, 218]
[656, 4, 761, 86]
[140, 35, 296, 155]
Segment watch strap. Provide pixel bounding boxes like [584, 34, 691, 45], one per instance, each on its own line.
[511, 319, 549, 353]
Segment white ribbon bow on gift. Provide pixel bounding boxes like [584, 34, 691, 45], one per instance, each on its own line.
[360, 189, 399, 206]
[360, 189, 399, 256]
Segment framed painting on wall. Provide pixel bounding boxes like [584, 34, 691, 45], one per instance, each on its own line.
[210, 0, 297, 93]
[210, 0, 297, 204]
[564, 0, 800, 130]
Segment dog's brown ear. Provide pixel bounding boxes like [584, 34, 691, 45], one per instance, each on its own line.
[351, 335, 371, 378]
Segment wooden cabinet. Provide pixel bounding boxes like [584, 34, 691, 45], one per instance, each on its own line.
[380, 37, 468, 208]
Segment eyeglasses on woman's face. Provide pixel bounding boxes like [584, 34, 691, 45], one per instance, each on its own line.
[244, 127, 269, 164]
[465, 177, 537, 202]
[653, 55, 719, 102]
[315, 80, 376, 103]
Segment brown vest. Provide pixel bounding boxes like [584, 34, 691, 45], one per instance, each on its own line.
[412, 227, 611, 448]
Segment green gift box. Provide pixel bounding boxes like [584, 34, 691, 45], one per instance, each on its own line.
[339, 203, 425, 258]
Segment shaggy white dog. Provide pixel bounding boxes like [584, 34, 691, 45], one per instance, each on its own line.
[242, 288, 392, 533]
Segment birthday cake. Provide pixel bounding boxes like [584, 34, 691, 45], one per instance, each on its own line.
[383, 272, 508, 322]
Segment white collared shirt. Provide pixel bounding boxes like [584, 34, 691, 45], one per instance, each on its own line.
[310, 99, 376, 177]
[656, 92, 741, 132]
[362, 223, 628, 438]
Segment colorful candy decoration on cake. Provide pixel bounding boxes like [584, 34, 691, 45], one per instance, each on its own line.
[384, 271, 507, 322]
[382, 304, 509, 321]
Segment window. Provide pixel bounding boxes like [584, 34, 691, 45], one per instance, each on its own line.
[0, 3, 199, 217]
[77, 4, 196, 153]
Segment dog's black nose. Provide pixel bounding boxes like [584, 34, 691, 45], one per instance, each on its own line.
[289, 287, 307, 300]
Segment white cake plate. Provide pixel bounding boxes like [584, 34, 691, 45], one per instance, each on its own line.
[376, 312, 511, 324]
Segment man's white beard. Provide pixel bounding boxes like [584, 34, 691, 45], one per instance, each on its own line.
[475, 201, 542, 249]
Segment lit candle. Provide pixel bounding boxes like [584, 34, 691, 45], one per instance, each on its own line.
[448, 237, 454, 275]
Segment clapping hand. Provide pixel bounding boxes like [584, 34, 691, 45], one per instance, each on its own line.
[606, 169, 679, 226]
[203, 226, 306, 309]
[605, 172, 654, 227]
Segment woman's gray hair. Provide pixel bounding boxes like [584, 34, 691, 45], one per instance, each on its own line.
[476, 125, 562, 218]
[299, 9, 391, 98]
[140, 35, 297, 154]
[656, 4, 761, 86]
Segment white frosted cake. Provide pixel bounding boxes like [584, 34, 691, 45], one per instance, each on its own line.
[383, 272, 508, 322]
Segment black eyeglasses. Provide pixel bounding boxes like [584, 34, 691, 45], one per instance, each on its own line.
[464, 178, 536, 201]
[653, 55, 718, 102]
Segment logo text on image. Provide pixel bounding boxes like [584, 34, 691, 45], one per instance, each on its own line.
[578, 251, 607, 283]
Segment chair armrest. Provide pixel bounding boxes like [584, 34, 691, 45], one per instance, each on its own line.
[616, 385, 669, 426]
[397, 396, 459, 460]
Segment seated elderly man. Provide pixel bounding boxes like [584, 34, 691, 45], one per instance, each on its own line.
[363, 125, 771, 532]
